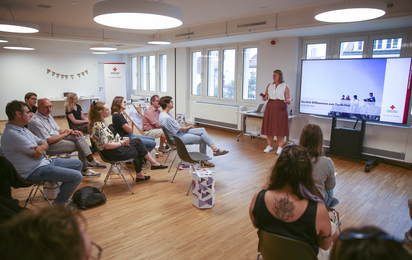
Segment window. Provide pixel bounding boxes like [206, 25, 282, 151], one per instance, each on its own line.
[207, 50, 219, 97]
[140, 56, 147, 91]
[159, 54, 167, 93]
[339, 41, 364, 59]
[306, 43, 327, 59]
[242, 47, 257, 100]
[222, 49, 236, 99]
[131, 56, 137, 91]
[372, 37, 403, 58]
[148, 55, 156, 92]
[191, 51, 202, 96]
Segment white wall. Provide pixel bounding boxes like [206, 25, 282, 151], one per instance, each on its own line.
[0, 44, 126, 120]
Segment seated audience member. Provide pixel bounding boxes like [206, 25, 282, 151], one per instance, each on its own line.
[330, 226, 412, 260]
[111, 96, 156, 152]
[404, 199, 412, 254]
[299, 124, 337, 207]
[158, 96, 228, 167]
[249, 145, 332, 256]
[24, 92, 38, 114]
[89, 101, 167, 183]
[1, 100, 83, 205]
[142, 94, 169, 153]
[0, 206, 102, 260]
[28, 98, 104, 177]
[65, 93, 89, 134]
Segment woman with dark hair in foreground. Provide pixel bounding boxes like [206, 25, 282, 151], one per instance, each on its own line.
[249, 144, 332, 256]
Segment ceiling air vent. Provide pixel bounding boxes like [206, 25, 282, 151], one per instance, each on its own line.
[175, 32, 194, 37]
[237, 21, 266, 28]
[386, 2, 394, 8]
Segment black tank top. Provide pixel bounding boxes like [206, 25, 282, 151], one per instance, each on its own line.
[252, 189, 319, 254]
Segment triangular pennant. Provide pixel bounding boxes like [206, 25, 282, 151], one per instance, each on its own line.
[56, 73, 60, 78]
[47, 69, 51, 74]
[52, 72, 55, 76]
[61, 75, 64, 79]
[85, 70, 88, 74]
[70, 75, 74, 79]
[65, 75, 68, 79]
[77, 73, 81, 78]
[81, 72, 85, 76]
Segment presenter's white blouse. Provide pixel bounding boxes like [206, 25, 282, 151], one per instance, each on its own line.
[267, 82, 287, 100]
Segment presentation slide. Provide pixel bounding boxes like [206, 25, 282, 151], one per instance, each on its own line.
[300, 58, 412, 124]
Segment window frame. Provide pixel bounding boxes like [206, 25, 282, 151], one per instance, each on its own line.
[134, 52, 168, 95]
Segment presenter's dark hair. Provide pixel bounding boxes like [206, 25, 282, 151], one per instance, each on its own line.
[273, 69, 285, 84]
[299, 124, 324, 163]
[330, 226, 412, 260]
[150, 95, 159, 105]
[5, 100, 29, 121]
[24, 92, 37, 101]
[0, 206, 86, 260]
[110, 96, 124, 115]
[370, 92, 373, 95]
[159, 96, 173, 110]
[267, 144, 313, 199]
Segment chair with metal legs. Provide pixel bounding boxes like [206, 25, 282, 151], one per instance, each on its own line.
[172, 135, 211, 195]
[97, 150, 135, 194]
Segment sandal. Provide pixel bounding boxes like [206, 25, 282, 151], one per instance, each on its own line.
[135, 175, 151, 183]
[213, 149, 229, 156]
[201, 161, 215, 167]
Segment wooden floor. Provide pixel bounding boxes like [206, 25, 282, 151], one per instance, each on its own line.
[1, 118, 412, 260]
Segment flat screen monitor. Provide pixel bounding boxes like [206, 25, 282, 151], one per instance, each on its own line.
[299, 57, 412, 124]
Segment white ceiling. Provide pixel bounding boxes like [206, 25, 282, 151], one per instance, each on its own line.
[0, 0, 411, 53]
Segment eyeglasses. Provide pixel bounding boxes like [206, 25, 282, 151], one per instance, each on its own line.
[29, 97, 37, 101]
[89, 241, 103, 260]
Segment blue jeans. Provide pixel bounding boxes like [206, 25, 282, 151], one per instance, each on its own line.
[127, 133, 156, 152]
[325, 189, 334, 207]
[177, 128, 214, 154]
[26, 158, 83, 204]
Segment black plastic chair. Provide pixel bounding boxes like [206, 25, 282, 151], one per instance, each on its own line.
[172, 135, 211, 195]
[256, 230, 318, 260]
[161, 126, 178, 171]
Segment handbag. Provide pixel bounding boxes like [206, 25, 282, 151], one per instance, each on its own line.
[72, 186, 106, 210]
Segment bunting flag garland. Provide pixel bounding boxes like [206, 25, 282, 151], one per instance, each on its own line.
[39, 62, 96, 80]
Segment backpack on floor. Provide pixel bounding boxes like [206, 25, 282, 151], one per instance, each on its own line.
[72, 186, 106, 210]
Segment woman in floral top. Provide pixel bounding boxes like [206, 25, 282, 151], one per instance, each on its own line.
[89, 101, 167, 183]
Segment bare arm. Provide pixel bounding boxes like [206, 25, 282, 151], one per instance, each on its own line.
[67, 113, 88, 124]
[178, 125, 194, 132]
[284, 86, 293, 105]
[316, 202, 332, 250]
[104, 139, 129, 150]
[30, 142, 48, 158]
[249, 192, 259, 228]
[262, 84, 270, 101]
[47, 129, 72, 144]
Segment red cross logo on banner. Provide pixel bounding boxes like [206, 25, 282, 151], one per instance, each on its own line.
[113, 67, 117, 72]
[390, 105, 395, 110]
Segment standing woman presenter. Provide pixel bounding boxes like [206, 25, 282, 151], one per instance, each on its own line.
[261, 70, 292, 154]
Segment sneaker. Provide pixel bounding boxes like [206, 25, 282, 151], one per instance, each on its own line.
[158, 147, 170, 153]
[263, 145, 273, 153]
[276, 147, 282, 155]
[82, 169, 101, 178]
[87, 158, 106, 168]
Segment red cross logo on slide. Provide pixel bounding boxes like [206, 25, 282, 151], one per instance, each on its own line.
[113, 67, 117, 72]
[390, 105, 395, 110]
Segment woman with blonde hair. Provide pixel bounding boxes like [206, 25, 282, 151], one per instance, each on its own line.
[65, 93, 89, 134]
[111, 96, 156, 152]
[299, 124, 336, 207]
[89, 101, 167, 183]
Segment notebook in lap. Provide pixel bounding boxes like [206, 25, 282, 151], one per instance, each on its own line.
[247, 103, 264, 113]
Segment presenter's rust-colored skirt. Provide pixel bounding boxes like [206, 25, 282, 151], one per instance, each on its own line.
[261, 100, 289, 136]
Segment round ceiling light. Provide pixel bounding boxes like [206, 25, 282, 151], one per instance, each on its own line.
[314, 1, 386, 23]
[0, 36, 9, 43]
[92, 51, 108, 54]
[93, 0, 183, 30]
[0, 20, 39, 33]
